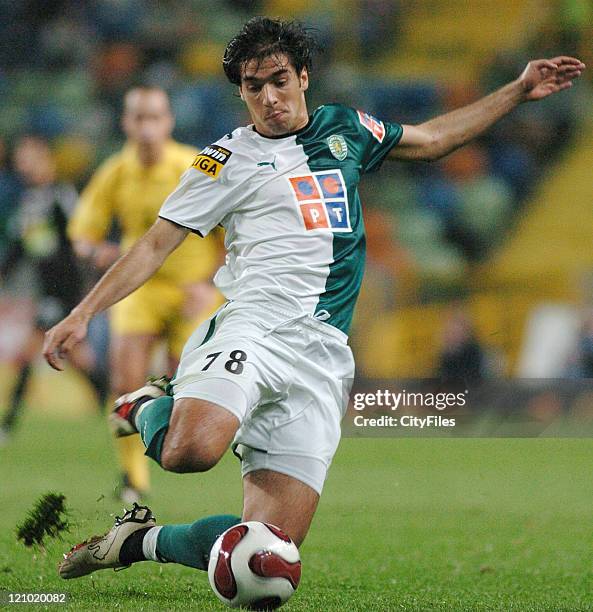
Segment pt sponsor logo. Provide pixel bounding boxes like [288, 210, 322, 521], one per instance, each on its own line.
[191, 145, 232, 180]
[288, 170, 351, 232]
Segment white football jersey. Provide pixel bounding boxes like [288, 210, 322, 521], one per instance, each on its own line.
[160, 103, 402, 334]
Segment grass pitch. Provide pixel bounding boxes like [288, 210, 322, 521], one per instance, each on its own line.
[1, 412, 592, 611]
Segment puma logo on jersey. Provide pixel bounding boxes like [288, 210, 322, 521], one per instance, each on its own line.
[257, 156, 277, 171]
[288, 170, 351, 232]
[191, 145, 232, 180]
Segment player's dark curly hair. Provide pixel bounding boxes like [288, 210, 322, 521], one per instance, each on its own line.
[223, 17, 318, 86]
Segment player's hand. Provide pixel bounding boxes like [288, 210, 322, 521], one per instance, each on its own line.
[43, 311, 90, 371]
[518, 56, 585, 101]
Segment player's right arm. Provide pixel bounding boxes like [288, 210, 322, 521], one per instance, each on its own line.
[43, 218, 189, 371]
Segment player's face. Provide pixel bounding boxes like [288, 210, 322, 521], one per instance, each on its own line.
[13, 137, 55, 186]
[122, 90, 174, 148]
[240, 54, 309, 137]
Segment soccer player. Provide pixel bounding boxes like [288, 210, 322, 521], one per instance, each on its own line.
[68, 86, 223, 502]
[0, 136, 107, 443]
[43, 18, 584, 579]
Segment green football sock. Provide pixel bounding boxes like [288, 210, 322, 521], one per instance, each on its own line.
[156, 514, 241, 570]
[135, 396, 174, 465]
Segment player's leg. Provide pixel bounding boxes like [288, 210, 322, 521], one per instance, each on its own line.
[1, 360, 32, 434]
[67, 340, 109, 410]
[2, 302, 108, 439]
[110, 332, 157, 498]
[98, 463, 319, 572]
[0, 328, 42, 438]
[233, 320, 353, 547]
[59, 396, 243, 578]
[58, 502, 242, 578]
[135, 370, 247, 568]
[61, 306, 312, 577]
[132, 467, 318, 575]
[242, 469, 319, 547]
[113, 300, 253, 473]
[109, 282, 184, 499]
[59, 449, 319, 579]
[162, 398, 239, 471]
[120, 395, 240, 472]
[110, 334, 158, 398]
[59, 312, 321, 579]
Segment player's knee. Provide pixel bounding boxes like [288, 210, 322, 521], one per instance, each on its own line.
[160, 439, 224, 473]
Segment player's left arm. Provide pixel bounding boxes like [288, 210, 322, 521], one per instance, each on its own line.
[389, 56, 585, 162]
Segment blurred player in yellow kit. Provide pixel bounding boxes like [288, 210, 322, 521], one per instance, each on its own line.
[69, 87, 222, 501]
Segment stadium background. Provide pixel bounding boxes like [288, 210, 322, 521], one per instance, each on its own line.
[2, 0, 593, 407]
[1, 2, 593, 610]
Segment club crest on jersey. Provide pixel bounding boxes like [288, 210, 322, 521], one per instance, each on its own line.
[357, 110, 385, 143]
[191, 145, 232, 180]
[288, 170, 351, 232]
[327, 134, 348, 161]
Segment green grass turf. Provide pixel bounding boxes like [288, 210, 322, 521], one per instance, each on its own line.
[1, 412, 592, 611]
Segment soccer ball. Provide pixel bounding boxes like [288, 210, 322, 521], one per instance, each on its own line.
[208, 521, 301, 610]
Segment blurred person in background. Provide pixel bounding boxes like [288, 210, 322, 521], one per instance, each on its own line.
[437, 308, 487, 383]
[573, 308, 593, 377]
[68, 86, 223, 503]
[0, 135, 107, 444]
[0, 138, 20, 252]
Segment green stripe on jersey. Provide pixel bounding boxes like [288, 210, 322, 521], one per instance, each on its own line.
[296, 104, 402, 334]
[200, 315, 217, 347]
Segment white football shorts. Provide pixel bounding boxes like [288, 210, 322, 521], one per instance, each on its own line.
[171, 301, 355, 494]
